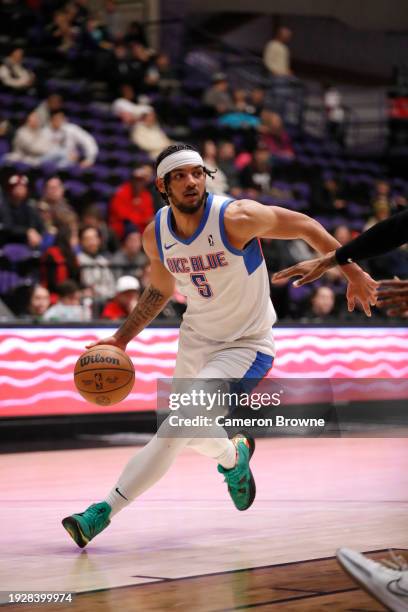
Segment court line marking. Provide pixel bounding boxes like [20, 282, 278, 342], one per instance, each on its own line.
[127, 548, 403, 584]
[214, 587, 364, 611]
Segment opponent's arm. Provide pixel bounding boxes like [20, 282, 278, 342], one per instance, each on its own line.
[272, 209, 408, 286]
[336, 209, 408, 264]
[87, 222, 175, 349]
[224, 200, 377, 315]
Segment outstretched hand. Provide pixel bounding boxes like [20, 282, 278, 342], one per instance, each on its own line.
[272, 252, 378, 317]
[345, 273, 378, 317]
[377, 279, 408, 317]
[272, 252, 337, 287]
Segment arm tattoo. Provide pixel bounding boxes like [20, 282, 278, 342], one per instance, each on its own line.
[115, 285, 168, 344]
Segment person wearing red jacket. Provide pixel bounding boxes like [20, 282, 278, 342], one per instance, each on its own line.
[109, 166, 154, 238]
[101, 275, 140, 320]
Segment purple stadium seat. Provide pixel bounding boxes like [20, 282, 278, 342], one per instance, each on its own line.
[0, 271, 21, 295]
[2, 244, 33, 262]
[91, 182, 116, 199]
[0, 140, 10, 156]
[83, 165, 109, 182]
[293, 182, 310, 198]
[349, 219, 365, 231]
[65, 180, 88, 198]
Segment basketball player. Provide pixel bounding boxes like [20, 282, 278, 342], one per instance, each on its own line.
[272, 208, 408, 315]
[62, 143, 377, 548]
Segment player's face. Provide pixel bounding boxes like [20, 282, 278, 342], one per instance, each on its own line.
[159, 165, 206, 215]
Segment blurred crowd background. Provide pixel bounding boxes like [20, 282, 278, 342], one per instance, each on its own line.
[0, 0, 407, 324]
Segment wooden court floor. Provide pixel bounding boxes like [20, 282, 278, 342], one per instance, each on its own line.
[1, 438, 408, 611]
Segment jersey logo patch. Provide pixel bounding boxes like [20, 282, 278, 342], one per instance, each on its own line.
[208, 234, 214, 246]
[164, 242, 177, 250]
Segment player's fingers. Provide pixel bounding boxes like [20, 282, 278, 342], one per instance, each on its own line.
[377, 289, 408, 298]
[378, 279, 405, 287]
[377, 296, 408, 307]
[293, 269, 319, 286]
[347, 295, 356, 312]
[85, 341, 98, 349]
[361, 300, 372, 317]
[272, 266, 301, 281]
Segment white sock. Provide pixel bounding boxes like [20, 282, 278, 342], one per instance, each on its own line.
[187, 436, 236, 469]
[105, 434, 189, 517]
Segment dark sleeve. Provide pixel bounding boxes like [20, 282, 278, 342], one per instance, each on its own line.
[335, 210, 408, 265]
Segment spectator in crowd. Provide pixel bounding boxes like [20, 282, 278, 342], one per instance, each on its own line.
[0, 48, 35, 90]
[217, 141, 241, 197]
[103, 0, 126, 41]
[371, 180, 392, 208]
[123, 19, 148, 47]
[45, 9, 79, 60]
[258, 110, 295, 160]
[80, 15, 112, 53]
[36, 176, 76, 226]
[127, 41, 155, 92]
[25, 284, 51, 319]
[77, 225, 115, 301]
[112, 83, 152, 124]
[35, 200, 58, 251]
[263, 27, 293, 77]
[392, 193, 408, 214]
[314, 176, 347, 215]
[250, 87, 266, 116]
[109, 225, 147, 280]
[42, 279, 90, 321]
[202, 140, 228, 195]
[0, 174, 44, 248]
[131, 109, 172, 160]
[101, 275, 140, 320]
[35, 93, 64, 127]
[364, 201, 390, 230]
[232, 89, 254, 114]
[202, 72, 233, 115]
[239, 145, 272, 195]
[42, 109, 98, 167]
[144, 52, 180, 95]
[72, 0, 90, 27]
[109, 166, 154, 238]
[80, 204, 119, 254]
[306, 286, 336, 320]
[78, 15, 113, 77]
[107, 43, 133, 92]
[324, 84, 345, 147]
[41, 224, 80, 296]
[6, 111, 51, 166]
[333, 224, 352, 246]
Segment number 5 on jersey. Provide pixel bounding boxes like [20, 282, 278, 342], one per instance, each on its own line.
[190, 273, 213, 298]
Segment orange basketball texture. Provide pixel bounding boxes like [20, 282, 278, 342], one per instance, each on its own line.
[74, 345, 135, 406]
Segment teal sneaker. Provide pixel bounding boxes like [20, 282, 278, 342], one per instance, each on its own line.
[62, 502, 111, 548]
[217, 433, 256, 511]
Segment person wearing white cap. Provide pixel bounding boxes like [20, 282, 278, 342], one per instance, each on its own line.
[62, 142, 378, 549]
[101, 275, 140, 320]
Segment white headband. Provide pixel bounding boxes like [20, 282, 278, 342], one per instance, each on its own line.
[156, 150, 204, 179]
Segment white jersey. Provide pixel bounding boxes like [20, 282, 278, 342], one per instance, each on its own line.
[155, 194, 277, 342]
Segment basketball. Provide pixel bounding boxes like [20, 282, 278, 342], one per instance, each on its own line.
[74, 345, 135, 406]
